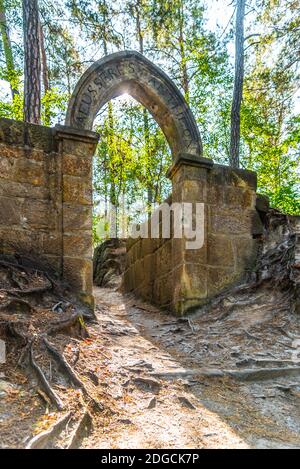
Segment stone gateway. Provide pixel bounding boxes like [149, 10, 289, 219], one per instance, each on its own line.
[0, 50, 264, 314]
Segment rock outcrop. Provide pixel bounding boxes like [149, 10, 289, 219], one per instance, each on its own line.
[93, 239, 126, 289]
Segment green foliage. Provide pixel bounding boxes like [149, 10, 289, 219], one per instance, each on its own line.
[239, 0, 300, 214]
[0, 0, 299, 219]
[41, 89, 68, 126]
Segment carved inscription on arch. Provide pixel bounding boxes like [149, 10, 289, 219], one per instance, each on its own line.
[66, 51, 202, 160]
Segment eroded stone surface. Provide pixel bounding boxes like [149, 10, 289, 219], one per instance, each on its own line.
[124, 162, 260, 315]
[65, 50, 203, 161]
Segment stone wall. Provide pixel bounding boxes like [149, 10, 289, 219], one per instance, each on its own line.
[0, 118, 98, 309]
[0, 117, 263, 316]
[123, 160, 263, 315]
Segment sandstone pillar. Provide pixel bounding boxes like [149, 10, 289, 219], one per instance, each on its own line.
[55, 125, 99, 309]
[167, 154, 213, 315]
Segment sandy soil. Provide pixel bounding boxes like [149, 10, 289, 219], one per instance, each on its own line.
[82, 287, 300, 449]
[1, 285, 299, 449]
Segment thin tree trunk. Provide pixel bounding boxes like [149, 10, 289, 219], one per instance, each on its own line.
[102, 2, 118, 235]
[230, 0, 246, 168]
[0, 0, 19, 98]
[38, 16, 50, 125]
[178, 1, 190, 103]
[136, 1, 153, 209]
[38, 18, 49, 93]
[23, 0, 41, 124]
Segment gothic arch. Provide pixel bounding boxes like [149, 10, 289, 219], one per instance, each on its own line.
[65, 50, 203, 161]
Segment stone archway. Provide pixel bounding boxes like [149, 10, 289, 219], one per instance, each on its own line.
[63, 50, 259, 315]
[65, 50, 203, 163]
[0, 52, 260, 316]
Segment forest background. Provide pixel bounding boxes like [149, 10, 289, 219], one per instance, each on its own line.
[0, 0, 299, 242]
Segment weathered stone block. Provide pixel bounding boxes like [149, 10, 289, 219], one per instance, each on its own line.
[206, 184, 224, 206]
[209, 206, 255, 235]
[63, 204, 92, 231]
[0, 227, 42, 254]
[156, 240, 172, 276]
[136, 280, 153, 302]
[14, 159, 47, 186]
[0, 178, 49, 200]
[251, 210, 264, 236]
[23, 199, 56, 230]
[172, 238, 185, 267]
[211, 165, 257, 190]
[62, 138, 96, 158]
[207, 266, 237, 296]
[183, 179, 205, 202]
[153, 273, 173, 307]
[224, 186, 255, 209]
[0, 118, 24, 146]
[0, 155, 47, 186]
[207, 234, 234, 267]
[0, 196, 23, 225]
[143, 253, 156, 282]
[63, 233, 93, 258]
[171, 164, 207, 185]
[63, 153, 92, 178]
[63, 257, 93, 293]
[173, 263, 207, 301]
[126, 236, 138, 251]
[40, 254, 62, 275]
[123, 269, 131, 291]
[27, 123, 55, 152]
[63, 175, 92, 205]
[256, 194, 270, 213]
[141, 238, 155, 257]
[233, 237, 259, 272]
[42, 232, 62, 256]
[0, 144, 46, 163]
[125, 250, 131, 269]
[134, 259, 145, 286]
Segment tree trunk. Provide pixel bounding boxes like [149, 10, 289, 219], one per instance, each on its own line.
[0, 0, 19, 98]
[229, 0, 246, 168]
[178, 1, 190, 103]
[23, 0, 41, 124]
[38, 18, 49, 93]
[136, 1, 153, 209]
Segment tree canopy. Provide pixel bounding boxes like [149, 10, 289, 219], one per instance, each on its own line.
[0, 0, 299, 239]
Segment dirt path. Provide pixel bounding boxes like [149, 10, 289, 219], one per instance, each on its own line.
[80, 287, 300, 449]
[1, 285, 299, 449]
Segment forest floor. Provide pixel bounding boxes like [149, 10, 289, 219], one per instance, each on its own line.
[83, 287, 300, 449]
[1, 283, 300, 449]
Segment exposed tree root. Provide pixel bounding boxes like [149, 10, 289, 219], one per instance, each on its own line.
[227, 366, 300, 381]
[193, 209, 299, 322]
[4, 283, 52, 296]
[47, 313, 89, 338]
[5, 321, 28, 345]
[29, 343, 64, 411]
[0, 253, 108, 450]
[151, 366, 300, 381]
[26, 412, 72, 449]
[42, 337, 103, 412]
[43, 338, 88, 390]
[67, 409, 93, 449]
[0, 297, 37, 314]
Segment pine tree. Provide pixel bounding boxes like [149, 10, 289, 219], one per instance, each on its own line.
[23, 0, 41, 123]
[230, 0, 246, 168]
